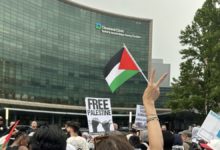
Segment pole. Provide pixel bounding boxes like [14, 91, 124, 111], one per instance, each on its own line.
[123, 43, 149, 83]
[5, 108, 9, 127]
[129, 111, 132, 131]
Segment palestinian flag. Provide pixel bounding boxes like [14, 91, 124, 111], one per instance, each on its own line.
[104, 46, 141, 92]
[0, 120, 19, 149]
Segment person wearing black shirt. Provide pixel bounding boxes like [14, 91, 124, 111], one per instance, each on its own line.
[0, 116, 7, 137]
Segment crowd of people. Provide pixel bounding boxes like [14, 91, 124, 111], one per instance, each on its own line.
[0, 71, 217, 150]
[0, 118, 215, 150]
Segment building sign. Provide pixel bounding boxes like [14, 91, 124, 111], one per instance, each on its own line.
[85, 97, 114, 133]
[95, 22, 142, 39]
[134, 105, 147, 129]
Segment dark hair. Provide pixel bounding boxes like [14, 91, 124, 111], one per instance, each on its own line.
[131, 128, 137, 133]
[14, 131, 27, 140]
[95, 134, 133, 150]
[29, 125, 67, 150]
[162, 131, 174, 150]
[129, 135, 141, 148]
[173, 134, 183, 145]
[66, 121, 81, 135]
[0, 116, 4, 121]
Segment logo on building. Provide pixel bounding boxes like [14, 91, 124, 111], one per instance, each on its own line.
[95, 22, 141, 39]
[95, 22, 102, 30]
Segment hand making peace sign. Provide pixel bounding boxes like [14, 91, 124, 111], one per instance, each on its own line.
[143, 70, 168, 106]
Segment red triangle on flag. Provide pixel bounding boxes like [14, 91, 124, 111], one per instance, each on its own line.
[119, 48, 139, 70]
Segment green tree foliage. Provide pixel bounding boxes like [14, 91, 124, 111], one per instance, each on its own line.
[168, 0, 220, 114]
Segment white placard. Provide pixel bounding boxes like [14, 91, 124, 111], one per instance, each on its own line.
[197, 110, 220, 142]
[134, 105, 147, 129]
[208, 139, 220, 150]
[85, 97, 114, 133]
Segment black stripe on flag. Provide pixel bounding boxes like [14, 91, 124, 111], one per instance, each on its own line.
[103, 48, 124, 78]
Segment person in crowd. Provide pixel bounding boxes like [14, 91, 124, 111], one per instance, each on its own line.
[172, 134, 184, 150]
[113, 123, 118, 130]
[140, 130, 149, 148]
[0, 116, 7, 137]
[126, 128, 138, 140]
[66, 121, 89, 150]
[179, 130, 192, 150]
[162, 130, 174, 150]
[28, 121, 38, 136]
[82, 132, 90, 141]
[9, 121, 16, 128]
[129, 135, 148, 150]
[29, 125, 67, 150]
[31, 121, 38, 130]
[6, 132, 29, 150]
[173, 134, 183, 146]
[192, 126, 200, 143]
[112, 123, 122, 135]
[82, 132, 94, 150]
[64, 121, 71, 136]
[191, 126, 202, 149]
[162, 124, 167, 131]
[142, 70, 167, 150]
[94, 134, 133, 150]
[66, 143, 76, 150]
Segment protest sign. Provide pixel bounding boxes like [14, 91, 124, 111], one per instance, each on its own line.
[197, 110, 220, 142]
[85, 97, 114, 133]
[208, 139, 220, 150]
[134, 105, 147, 129]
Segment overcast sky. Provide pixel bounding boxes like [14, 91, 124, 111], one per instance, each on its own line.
[72, 0, 205, 81]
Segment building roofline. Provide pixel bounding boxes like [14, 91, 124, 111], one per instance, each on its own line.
[3, 107, 171, 117]
[0, 98, 171, 113]
[3, 107, 135, 117]
[61, 0, 152, 22]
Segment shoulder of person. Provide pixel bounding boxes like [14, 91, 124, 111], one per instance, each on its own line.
[183, 142, 190, 149]
[142, 142, 149, 147]
[18, 146, 28, 150]
[66, 144, 76, 150]
[67, 136, 75, 142]
[76, 136, 87, 141]
[136, 143, 148, 150]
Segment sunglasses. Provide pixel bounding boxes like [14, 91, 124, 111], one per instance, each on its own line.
[0, 119, 3, 121]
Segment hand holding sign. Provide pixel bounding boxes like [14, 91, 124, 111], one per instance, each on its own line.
[92, 118, 100, 133]
[101, 120, 111, 132]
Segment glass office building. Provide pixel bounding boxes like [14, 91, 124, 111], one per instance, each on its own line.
[0, 0, 152, 108]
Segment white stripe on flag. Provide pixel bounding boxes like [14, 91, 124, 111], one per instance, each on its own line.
[105, 63, 125, 85]
[0, 134, 7, 145]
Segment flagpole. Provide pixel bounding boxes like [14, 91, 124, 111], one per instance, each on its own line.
[123, 43, 149, 83]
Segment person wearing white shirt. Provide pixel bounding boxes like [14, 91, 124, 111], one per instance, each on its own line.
[66, 121, 89, 150]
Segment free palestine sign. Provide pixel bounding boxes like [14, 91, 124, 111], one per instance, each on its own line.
[85, 97, 114, 133]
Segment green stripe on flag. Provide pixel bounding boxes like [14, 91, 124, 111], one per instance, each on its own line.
[109, 70, 138, 92]
[0, 134, 7, 149]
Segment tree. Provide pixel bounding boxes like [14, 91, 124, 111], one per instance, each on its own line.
[168, 0, 220, 115]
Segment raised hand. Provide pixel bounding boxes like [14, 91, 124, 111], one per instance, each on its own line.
[142, 69, 168, 150]
[142, 70, 168, 106]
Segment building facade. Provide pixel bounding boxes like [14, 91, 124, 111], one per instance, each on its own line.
[152, 59, 170, 87]
[152, 59, 171, 108]
[0, 0, 171, 126]
[0, 0, 151, 107]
